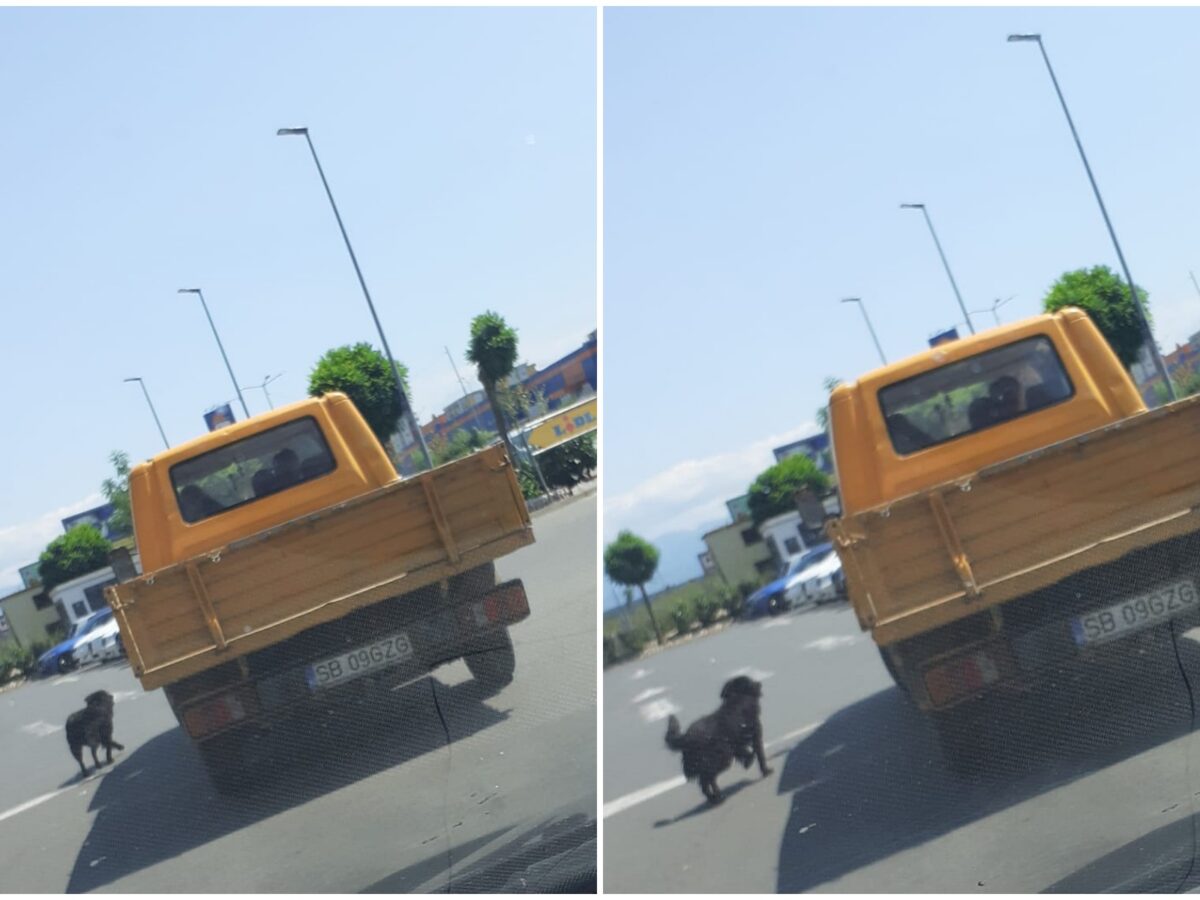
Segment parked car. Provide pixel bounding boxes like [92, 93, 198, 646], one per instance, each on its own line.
[36, 608, 115, 676]
[798, 549, 846, 605]
[782, 543, 838, 607]
[73, 614, 125, 666]
[744, 543, 835, 618]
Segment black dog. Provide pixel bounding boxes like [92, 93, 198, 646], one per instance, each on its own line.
[664, 675, 772, 804]
[66, 690, 124, 777]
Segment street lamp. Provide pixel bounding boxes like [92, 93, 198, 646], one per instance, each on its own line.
[840, 298, 888, 365]
[277, 126, 433, 470]
[970, 296, 1015, 327]
[1008, 33, 1174, 400]
[242, 372, 284, 411]
[123, 377, 170, 450]
[900, 203, 975, 335]
[178, 288, 251, 419]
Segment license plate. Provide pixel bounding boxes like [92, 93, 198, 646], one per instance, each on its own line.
[305, 632, 414, 691]
[1070, 579, 1198, 647]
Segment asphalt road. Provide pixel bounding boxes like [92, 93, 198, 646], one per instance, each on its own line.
[0, 492, 596, 893]
[604, 601, 1200, 893]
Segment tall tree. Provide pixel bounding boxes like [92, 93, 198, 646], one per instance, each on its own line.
[747, 454, 831, 525]
[467, 312, 521, 468]
[308, 343, 410, 448]
[815, 375, 843, 432]
[101, 450, 133, 538]
[1042, 265, 1151, 368]
[38, 525, 112, 591]
[604, 531, 664, 646]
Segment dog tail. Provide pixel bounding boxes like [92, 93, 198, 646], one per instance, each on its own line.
[664, 714, 685, 751]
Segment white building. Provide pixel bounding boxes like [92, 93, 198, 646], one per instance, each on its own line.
[758, 511, 808, 565]
[48, 554, 141, 631]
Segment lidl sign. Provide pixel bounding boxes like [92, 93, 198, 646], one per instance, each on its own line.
[525, 397, 597, 454]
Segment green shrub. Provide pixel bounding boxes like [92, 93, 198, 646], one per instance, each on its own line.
[603, 635, 620, 666]
[619, 625, 651, 655]
[517, 463, 543, 499]
[737, 580, 760, 601]
[0, 643, 34, 683]
[717, 585, 743, 619]
[695, 594, 721, 627]
[671, 600, 694, 636]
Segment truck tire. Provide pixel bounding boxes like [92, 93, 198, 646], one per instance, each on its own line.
[931, 704, 987, 775]
[197, 730, 253, 795]
[465, 629, 516, 696]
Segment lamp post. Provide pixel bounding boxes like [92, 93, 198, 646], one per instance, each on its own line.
[123, 377, 170, 450]
[900, 203, 975, 335]
[277, 126, 433, 470]
[970, 296, 1015, 327]
[840, 298, 888, 365]
[178, 288, 251, 419]
[1008, 33, 1174, 400]
[242, 372, 284, 411]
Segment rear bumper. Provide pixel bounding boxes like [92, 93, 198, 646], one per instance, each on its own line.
[177, 579, 530, 742]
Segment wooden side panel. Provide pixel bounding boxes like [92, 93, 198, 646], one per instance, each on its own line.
[108, 446, 534, 690]
[839, 398, 1200, 646]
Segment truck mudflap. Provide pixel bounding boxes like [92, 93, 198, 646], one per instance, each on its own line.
[176, 579, 530, 741]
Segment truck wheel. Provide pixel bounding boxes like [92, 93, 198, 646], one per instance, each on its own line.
[197, 731, 253, 795]
[465, 629, 516, 696]
[931, 704, 987, 775]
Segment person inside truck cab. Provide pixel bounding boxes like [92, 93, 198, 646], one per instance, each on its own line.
[988, 375, 1022, 422]
[178, 485, 222, 521]
[886, 413, 932, 454]
[272, 448, 302, 489]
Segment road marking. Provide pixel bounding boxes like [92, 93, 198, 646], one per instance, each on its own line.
[112, 691, 139, 703]
[638, 698, 680, 723]
[760, 618, 793, 629]
[603, 776, 688, 818]
[804, 635, 859, 651]
[20, 721, 62, 738]
[51, 676, 79, 686]
[631, 687, 666, 704]
[604, 720, 824, 818]
[0, 785, 78, 824]
[729, 666, 773, 682]
[630, 668, 653, 680]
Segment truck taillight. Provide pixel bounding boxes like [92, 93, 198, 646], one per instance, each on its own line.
[456, 580, 530, 631]
[924, 648, 1003, 708]
[183, 688, 259, 739]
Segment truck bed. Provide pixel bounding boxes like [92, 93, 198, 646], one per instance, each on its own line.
[829, 392, 1200, 646]
[106, 445, 532, 690]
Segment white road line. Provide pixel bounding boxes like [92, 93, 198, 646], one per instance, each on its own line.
[760, 618, 793, 629]
[604, 720, 824, 818]
[637, 698, 681, 723]
[630, 668, 653, 680]
[729, 666, 773, 682]
[631, 687, 666, 704]
[803, 635, 859, 651]
[20, 721, 62, 738]
[0, 785, 78, 824]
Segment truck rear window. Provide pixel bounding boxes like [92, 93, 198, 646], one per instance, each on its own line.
[170, 417, 337, 523]
[878, 336, 1074, 455]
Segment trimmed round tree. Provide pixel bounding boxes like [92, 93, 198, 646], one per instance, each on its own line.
[308, 343, 410, 447]
[1042, 265, 1151, 368]
[604, 530, 664, 646]
[39, 525, 113, 591]
[466, 311, 521, 469]
[747, 454, 831, 526]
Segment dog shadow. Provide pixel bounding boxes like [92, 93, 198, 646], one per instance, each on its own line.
[773, 635, 1200, 893]
[63, 676, 509, 893]
[652, 779, 756, 827]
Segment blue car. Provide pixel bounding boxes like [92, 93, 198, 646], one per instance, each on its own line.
[37, 608, 115, 677]
[743, 544, 835, 619]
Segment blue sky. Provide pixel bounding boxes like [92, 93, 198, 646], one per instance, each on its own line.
[0, 7, 595, 594]
[604, 7, 1200, 600]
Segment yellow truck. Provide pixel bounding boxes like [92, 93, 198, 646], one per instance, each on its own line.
[827, 307, 1200, 769]
[105, 392, 533, 791]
